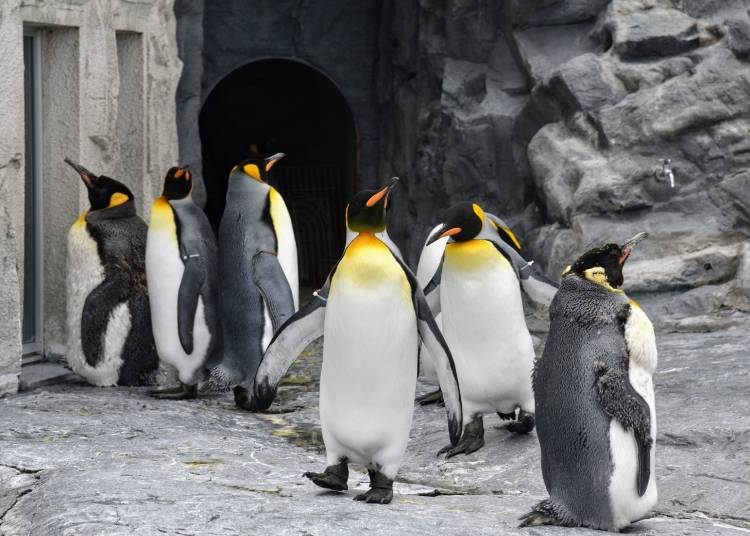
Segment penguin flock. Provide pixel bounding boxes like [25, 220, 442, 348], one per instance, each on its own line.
[64, 151, 658, 531]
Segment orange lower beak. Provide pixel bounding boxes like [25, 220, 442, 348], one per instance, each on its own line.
[440, 227, 462, 239]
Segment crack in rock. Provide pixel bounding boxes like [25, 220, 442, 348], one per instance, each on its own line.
[653, 509, 750, 529]
[0, 464, 42, 475]
[0, 488, 32, 525]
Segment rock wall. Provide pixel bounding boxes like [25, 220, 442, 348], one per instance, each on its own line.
[174, 0, 386, 205]
[380, 0, 750, 321]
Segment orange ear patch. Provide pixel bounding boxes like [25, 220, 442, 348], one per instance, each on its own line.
[108, 192, 130, 208]
[243, 163, 262, 180]
[472, 203, 485, 220]
[500, 227, 522, 250]
[174, 168, 185, 179]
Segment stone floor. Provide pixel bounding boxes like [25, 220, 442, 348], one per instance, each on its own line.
[1, 316, 749, 535]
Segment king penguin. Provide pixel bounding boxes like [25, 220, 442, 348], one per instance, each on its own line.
[213, 151, 299, 409]
[247, 178, 463, 504]
[415, 212, 533, 405]
[146, 166, 222, 399]
[424, 202, 552, 457]
[521, 232, 657, 531]
[64, 158, 158, 386]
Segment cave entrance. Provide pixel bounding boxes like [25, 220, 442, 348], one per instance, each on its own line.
[199, 58, 358, 286]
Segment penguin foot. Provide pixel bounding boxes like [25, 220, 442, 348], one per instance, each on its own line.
[304, 461, 349, 491]
[354, 470, 393, 504]
[519, 499, 576, 528]
[151, 383, 197, 400]
[438, 416, 485, 458]
[149, 384, 184, 396]
[506, 410, 535, 434]
[233, 386, 260, 412]
[416, 389, 444, 406]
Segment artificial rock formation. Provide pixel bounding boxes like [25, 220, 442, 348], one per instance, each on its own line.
[380, 0, 750, 323]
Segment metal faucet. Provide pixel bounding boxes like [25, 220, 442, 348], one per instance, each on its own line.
[659, 158, 675, 188]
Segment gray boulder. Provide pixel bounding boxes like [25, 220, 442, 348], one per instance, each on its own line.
[603, 6, 701, 59]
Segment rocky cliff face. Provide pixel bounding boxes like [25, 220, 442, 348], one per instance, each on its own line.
[380, 0, 750, 323]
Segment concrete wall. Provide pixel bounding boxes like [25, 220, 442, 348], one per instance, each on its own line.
[42, 27, 80, 356]
[0, 0, 181, 395]
[0, 3, 25, 397]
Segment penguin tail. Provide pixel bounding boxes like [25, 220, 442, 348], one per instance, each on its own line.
[519, 499, 576, 528]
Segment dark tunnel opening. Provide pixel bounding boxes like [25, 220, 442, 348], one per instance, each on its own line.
[199, 59, 359, 285]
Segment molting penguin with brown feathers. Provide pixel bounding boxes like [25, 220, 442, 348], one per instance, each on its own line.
[521, 232, 657, 531]
[64, 158, 158, 386]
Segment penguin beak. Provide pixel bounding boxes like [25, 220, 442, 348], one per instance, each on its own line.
[174, 166, 191, 180]
[366, 177, 399, 208]
[426, 224, 462, 245]
[264, 153, 285, 172]
[619, 232, 648, 265]
[64, 158, 96, 189]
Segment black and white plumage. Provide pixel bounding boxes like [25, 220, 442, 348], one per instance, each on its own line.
[64, 158, 158, 386]
[522, 233, 657, 531]
[249, 181, 462, 504]
[146, 167, 222, 398]
[416, 212, 556, 390]
[423, 203, 550, 456]
[212, 153, 298, 398]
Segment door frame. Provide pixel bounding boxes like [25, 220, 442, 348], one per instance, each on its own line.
[22, 27, 44, 358]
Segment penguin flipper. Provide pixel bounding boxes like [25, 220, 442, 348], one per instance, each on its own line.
[520, 266, 559, 307]
[593, 360, 653, 496]
[423, 257, 443, 316]
[388, 252, 462, 446]
[251, 268, 337, 411]
[177, 256, 206, 355]
[252, 251, 296, 333]
[487, 238, 558, 307]
[415, 285, 462, 445]
[81, 276, 127, 367]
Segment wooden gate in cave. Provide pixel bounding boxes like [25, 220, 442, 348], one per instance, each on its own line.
[268, 165, 348, 286]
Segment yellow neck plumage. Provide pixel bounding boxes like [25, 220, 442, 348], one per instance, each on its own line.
[582, 267, 624, 294]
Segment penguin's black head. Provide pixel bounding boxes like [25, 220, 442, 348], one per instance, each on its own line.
[346, 177, 399, 233]
[427, 202, 484, 244]
[64, 158, 134, 211]
[232, 150, 285, 182]
[162, 166, 193, 200]
[564, 232, 649, 290]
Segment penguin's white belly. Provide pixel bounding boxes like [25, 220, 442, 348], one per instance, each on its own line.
[608, 302, 658, 528]
[320, 238, 417, 472]
[146, 228, 211, 383]
[441, 242, 535, 418]
[269, 188, 299, 310]
[66, 221, 125, 386]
